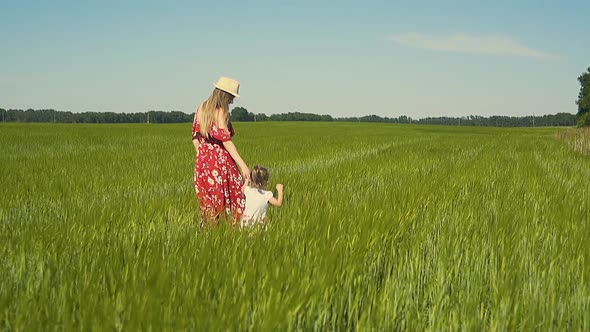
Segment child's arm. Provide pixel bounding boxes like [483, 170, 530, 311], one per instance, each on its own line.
[269, 184, 284, 207]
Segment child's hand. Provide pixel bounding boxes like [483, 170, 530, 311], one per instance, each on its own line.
[276, 184, 283, 192]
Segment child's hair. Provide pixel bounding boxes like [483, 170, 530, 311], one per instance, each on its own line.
[250, 165, 269, 189]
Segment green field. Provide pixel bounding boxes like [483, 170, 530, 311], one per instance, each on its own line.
[1, 122, 589, 330]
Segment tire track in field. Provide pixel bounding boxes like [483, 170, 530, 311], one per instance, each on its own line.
[270, 137, 430, 175]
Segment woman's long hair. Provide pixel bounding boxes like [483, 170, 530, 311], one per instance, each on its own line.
[199, 88, 234, 137]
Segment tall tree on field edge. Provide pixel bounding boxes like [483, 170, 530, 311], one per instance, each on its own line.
[576, 67, 590, 127]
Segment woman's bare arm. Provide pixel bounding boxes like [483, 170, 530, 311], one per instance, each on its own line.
[216, 110, 249, 179]
[222, 140, 249, 179]
[192, 138, 200, 153]
[192, 105, 202, 153]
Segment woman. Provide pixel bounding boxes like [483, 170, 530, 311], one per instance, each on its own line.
[192, 77, 249, 225]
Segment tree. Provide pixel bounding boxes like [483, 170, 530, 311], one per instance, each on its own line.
[255, 113, 268, 121]
[576, 67, 590, 126]
[230, 107, 254, 121]
[578, 113, 590, 127]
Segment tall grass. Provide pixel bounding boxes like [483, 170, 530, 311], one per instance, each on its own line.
[557, 127, 590, 155]
[1, 122, 589, 330]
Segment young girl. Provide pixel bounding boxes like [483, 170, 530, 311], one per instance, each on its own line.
[241, 165, 284, 227]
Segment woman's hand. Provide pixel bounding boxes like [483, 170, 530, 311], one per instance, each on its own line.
[240, 164, 250, 181]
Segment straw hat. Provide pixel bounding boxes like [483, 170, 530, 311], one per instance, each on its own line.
[214, 76, 240, 97]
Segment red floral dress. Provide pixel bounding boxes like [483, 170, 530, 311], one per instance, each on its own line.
[192, 112, 245, 224]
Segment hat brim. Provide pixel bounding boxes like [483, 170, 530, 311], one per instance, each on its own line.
[214, 84, 240, 97]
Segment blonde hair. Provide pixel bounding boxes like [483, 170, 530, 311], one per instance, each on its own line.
[199, 88, 234, 137]
[250, 165, 269, 189]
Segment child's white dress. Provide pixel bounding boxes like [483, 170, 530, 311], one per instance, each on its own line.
[241, 186, 273, 227]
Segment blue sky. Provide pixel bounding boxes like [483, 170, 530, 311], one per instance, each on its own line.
[1, 1, 588, 118]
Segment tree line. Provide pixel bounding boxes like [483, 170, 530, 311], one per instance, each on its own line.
[0, 107, 579, 127]
[0, 109, 191, 123]
[231, 109, 577, 127]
